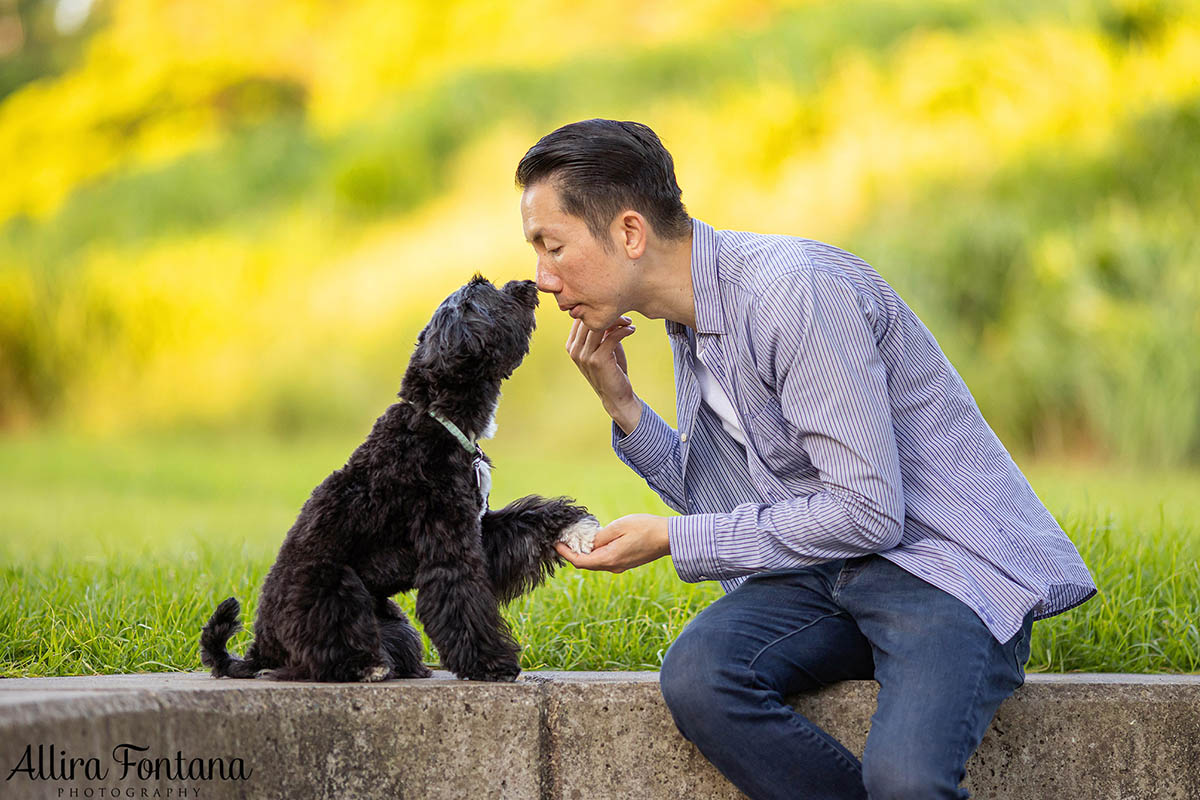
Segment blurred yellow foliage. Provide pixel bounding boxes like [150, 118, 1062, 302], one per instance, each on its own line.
[0, 0, 810, 221]
[1, 1, 1198, 464]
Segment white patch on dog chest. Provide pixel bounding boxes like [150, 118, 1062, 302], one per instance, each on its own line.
[475, 457, 492, 517]
[478, 399, 499, 440]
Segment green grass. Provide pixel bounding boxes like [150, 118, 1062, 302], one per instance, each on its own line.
[1, 430, 1197, 677]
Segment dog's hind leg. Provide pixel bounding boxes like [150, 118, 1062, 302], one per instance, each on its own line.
[289, 563, 392, 682]
[376, 598, 432, 678]
[480, 496, 599, 603]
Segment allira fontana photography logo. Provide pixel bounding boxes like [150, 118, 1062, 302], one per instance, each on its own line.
[6, 742, 251, 796]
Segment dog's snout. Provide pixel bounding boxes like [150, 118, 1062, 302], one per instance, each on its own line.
[504, 279, 540, 307]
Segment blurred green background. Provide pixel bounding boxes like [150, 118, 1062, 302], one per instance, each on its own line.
[1, 0, 1199, 674]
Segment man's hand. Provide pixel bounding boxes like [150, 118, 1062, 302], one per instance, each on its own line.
[554, 514, 670, 573]
[566, 318, 642, 435]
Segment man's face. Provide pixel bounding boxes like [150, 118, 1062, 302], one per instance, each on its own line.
[520, 181, 630, 330]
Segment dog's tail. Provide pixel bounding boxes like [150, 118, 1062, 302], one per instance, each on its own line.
[199, 597, 259, 678]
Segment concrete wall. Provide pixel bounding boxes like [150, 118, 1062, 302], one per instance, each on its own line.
[1, 672, 1197, 799]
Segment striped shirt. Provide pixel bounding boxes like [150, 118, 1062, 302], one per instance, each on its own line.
[612, 218, 1097, 643]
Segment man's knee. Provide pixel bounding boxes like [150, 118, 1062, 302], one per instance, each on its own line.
[659, 624, 746, 741]
[659, 627, 711, 713]
[862, 750, 965, 800]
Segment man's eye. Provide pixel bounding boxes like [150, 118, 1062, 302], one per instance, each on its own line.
[549, 246, 563, 255]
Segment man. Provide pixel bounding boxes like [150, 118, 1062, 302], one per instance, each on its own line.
[516, 118, 1096, 800]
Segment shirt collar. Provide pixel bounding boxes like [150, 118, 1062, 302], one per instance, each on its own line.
[668, 218, 724, 337]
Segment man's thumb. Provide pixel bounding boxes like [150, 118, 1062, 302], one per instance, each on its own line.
[592, 524, 623, 550]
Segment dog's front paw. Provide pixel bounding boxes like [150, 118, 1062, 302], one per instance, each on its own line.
[361, 664, 391, 682]
[461, 666, 520, 682]
[399, 664, 434, 679]
[455, 655, 521, 682]
[558, 515, 601, 554]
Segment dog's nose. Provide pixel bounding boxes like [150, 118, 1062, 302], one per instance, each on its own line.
[503, 280, 540, 307]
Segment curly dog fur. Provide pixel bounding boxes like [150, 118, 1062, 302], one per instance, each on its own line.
[200, 275, 598, 682]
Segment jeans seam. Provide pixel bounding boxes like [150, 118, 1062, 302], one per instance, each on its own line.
[764, 690, 864, 779]
[746, 611, 846, 673]
[832, 566, 853, 598]
[832, 555, 875, 600]
[950, 634, 991, 776]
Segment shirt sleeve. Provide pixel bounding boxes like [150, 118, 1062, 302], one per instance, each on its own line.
[612, 398, 688, 513]
[668, 267, 905, 582]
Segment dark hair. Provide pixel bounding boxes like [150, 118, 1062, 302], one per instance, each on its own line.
[514, 119, 691, 247]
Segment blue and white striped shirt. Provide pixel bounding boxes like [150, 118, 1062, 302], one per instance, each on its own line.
[613, 218, 1097, 643]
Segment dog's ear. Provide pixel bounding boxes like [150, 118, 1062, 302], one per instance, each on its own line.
[411, 300, 488, 377]
[432, 313, 486, 357]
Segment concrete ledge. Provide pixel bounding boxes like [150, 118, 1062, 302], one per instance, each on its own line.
[1, 672, 1197, 799]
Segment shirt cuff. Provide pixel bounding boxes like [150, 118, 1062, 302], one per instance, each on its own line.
[668, 514, 721, 583]
[612, 399, 677, 476]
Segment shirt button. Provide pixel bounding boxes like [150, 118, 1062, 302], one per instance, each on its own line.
[680, 433, 689, 443]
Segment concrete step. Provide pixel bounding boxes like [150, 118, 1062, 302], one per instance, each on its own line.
[1, 672, 1197, 799]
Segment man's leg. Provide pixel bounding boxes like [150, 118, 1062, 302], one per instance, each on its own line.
[659, 561, 876, 800]
[840, 555, 1035, 800]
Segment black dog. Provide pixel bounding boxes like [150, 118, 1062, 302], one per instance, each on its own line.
[200, 276, 598, 682]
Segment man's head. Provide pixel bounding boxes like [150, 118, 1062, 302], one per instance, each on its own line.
[516, 119, 690, 329]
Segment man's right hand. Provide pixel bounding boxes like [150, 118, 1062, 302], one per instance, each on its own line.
[566, 317, 642, 435]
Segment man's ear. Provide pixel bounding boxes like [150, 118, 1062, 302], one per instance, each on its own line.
[614, 210, 648, 259]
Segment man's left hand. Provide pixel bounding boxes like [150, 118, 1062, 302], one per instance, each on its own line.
[555, 513, 670, 573]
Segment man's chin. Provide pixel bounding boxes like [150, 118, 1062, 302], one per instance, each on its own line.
[571, 306, 621, 332]
[584, 315, 620, 332]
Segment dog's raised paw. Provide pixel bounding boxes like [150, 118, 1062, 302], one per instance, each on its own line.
[558, 516, 601, 554]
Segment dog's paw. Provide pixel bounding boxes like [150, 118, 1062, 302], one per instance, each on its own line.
[558, 515, 601, 554]
[362, 664, 391, 682]
[394, 664, 434, 679]
[456, 658, 521, 682]
[461, 668, 520, 682]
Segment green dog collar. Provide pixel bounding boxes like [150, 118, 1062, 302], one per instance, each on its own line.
[399, 397, 477, 455]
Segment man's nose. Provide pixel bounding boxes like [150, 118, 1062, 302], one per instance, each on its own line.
[535, 259, 562, 294]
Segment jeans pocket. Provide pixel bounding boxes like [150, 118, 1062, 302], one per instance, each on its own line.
[1007, 613, 1034, 684]
[832, 554, 875, 596]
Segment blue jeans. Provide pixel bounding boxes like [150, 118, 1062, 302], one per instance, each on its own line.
[659, 553, 1034, 800]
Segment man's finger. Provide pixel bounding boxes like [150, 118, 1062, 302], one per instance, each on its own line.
[577, 318, 631, 356]
[556, 540, 621, 571]
[555, 542, 582, 565]
[597, 323, 636, 357]
[581, 323, 633, 363]
[566, 318, 583, 352]
[613, 339, 629, 374]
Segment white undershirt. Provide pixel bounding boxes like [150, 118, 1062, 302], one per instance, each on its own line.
[691, 336, 747, 447]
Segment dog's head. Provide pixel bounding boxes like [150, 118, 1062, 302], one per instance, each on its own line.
[402, 275, 540, 403]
